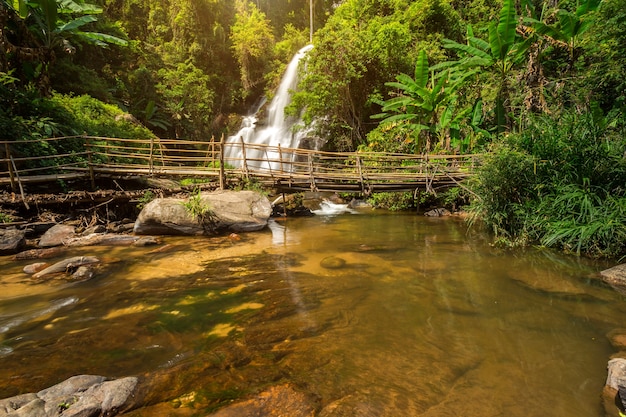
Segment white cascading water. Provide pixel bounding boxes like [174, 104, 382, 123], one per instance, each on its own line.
[224, 44, 315, 172]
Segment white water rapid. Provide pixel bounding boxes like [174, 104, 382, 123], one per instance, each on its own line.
[224, 44, 315, 172]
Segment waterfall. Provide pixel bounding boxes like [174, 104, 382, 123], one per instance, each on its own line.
[224, 44, 316, 172]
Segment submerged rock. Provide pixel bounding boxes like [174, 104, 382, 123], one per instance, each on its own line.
[320, 256, 347, 269]
[134, 190, 272, 236]
[208, 384, 316, 417]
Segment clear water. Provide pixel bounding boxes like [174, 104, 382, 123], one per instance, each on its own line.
[0, 212, 622, 416]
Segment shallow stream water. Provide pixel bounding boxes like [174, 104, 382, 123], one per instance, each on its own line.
[0, 211, 623, 416]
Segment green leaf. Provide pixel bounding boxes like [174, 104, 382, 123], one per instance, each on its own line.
[576, 0, 601, 16]
[489, 22, 504, 60]
[497, 0, 517, 53]
[470, 99, 484, 126]
[56, 15, 97, 32]
[443, 39, 492, 61]
[36, 0, 58, 33]
[414, 50, 429, 89]
[78, 31, 128, 46]
[12, 0, 29, 18]
[557, 10, 578, 40]
[58, 0, 102, 14]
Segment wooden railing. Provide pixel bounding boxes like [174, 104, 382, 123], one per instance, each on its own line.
[0, 136, 481, 194]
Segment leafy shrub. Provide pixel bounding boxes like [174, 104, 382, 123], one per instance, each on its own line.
[368, 192, 415, 211]
[468, 143, 538, 239]
[49, 93, 155, 139]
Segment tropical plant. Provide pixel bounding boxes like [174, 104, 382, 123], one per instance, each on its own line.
[436, 0, 527, 133]
[523, 0, 601, 67]
[4, 0, 127, 94]
[372, 50, 477, 152]
[181, 188, 217, 234]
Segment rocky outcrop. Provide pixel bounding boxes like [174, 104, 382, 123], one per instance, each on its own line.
[133, 190, 272, 236]
[0, 375, 138, 417]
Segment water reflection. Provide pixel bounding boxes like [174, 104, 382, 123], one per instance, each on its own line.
[0, 213, 621, 416]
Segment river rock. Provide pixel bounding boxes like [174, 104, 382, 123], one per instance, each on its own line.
[603, 358, 626, 415]
[23, 262, 48, 275]
[38, 224, 76, 248]
[601, 264, 626, 294]
[64, 233, 142, 247]
[424, 208, 451, 217]
[320, 256, 347, 269]
[134, 190, 272, 235]
[0, 375, 138, 417]
[32, 256, 100, 279]
[71, 265, 94, 281]
[13, 247, 66, 260]
[0, 228, 26, 255]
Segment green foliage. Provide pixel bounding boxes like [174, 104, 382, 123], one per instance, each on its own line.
[367, 192, 415, 211]
[535, 184, 626, 257]
[156, 61, 215, 139]
[469, 110, 626, 257]
[49, 93, 155, 138]
[181, 188, 216, 233]
[234, 177, 267, 195]
[584, 0, 626, 112]
[230, 1, 275, 98]
[136, 190, 155, 210]
[180, 178, 212, 187]
[293, 0, 462, 151]
[468, 143, 538, 239]
[371, 49, 478, 153]
[437, 0, 528, 134]
[0, 212, 13, 223]
[4, 0, 127, 94]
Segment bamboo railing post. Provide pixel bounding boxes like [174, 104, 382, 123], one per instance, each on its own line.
[5, 142, 16, 192]
[9, 155, 29, 210]
[149, 136, 154, 174]
[308, 153, 317, 192]
[86, 137, 96, 190]
[356, 155, 366, 195]
[278, 144, 284, 174]
[239, 136, 249, 180]
[219, 134, 225, 190]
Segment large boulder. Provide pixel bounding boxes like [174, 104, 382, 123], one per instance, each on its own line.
[134, 190, 272, 235]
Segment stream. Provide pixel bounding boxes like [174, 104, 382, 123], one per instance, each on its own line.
[0, 211, 622, 416]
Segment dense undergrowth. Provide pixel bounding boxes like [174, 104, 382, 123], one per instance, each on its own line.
[469, 111, 626, 258]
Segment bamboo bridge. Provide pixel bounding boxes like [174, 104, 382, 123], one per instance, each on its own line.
[1, 136, 479, 197]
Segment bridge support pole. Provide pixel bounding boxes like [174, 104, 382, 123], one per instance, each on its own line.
[240, 136, 250, 181]
[5, 142, 15, 192]
[86, 137, 96, 190]
[219, 134, 225, 190]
